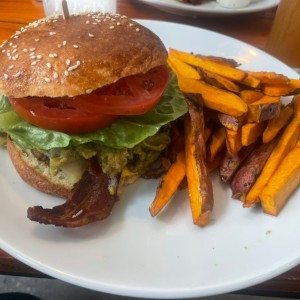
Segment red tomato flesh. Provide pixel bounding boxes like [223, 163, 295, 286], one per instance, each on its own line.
[9, 65, 169, 134]
[10, 97, 118, 133]
[75, 64, 170, 115]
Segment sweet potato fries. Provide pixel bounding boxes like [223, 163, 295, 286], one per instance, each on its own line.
[149, 48, 300, 226]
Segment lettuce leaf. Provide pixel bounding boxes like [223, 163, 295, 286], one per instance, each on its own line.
[0, 71, 187, 150]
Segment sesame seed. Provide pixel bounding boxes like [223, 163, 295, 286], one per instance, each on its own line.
[49, 31, 56, 35]
[31, 61, 37, 66]
[3, 74, 8, 79]
[109, 26, 115, 29]
[12, 49, 17, 54]
[88, 33, 94, 38]
[86, 20, 90, 24]
[13, 72, 21, 77]
[68, 65, 77, 71]
[14, 36, 19, 39]
[35, 38, 39, 42]
[1, 49, 5, 53]
[57, 44, 62, 48]
[73, 45, 79, 49]
[66, 59, 71, 66]
[63, 41, 67, 46]
[136, 28, 140, 32]
[30, 55, 36, 60]
[44, 77, 50, 82]
[8, 65, 14, 69]
[36, 54, 43, 59]
[53, 72, 58, 79]
[22, 49, 28, 52]
[30, 48, 36, 52]
[49, 53, 58, 58]
[46, 62, 52, 68]
[86, 89, 93, 94]
[64, 70, 69, 76]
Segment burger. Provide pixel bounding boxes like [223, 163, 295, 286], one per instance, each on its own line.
[0, 13, 187, 227]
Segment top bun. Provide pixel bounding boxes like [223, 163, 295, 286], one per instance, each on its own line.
[0, 13, 167, 98]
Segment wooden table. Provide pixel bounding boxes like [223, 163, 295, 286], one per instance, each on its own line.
[1, 0, 300, 298]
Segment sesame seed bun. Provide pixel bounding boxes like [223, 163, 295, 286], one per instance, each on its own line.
[0, 13, 167, 98]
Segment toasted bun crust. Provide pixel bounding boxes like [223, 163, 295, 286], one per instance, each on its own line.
[0, 13, 167, 98]
[7, 138, 72, 199]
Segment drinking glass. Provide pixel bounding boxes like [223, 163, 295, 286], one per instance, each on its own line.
[42, 0, 116, 16]
[265, 0, 300, 72]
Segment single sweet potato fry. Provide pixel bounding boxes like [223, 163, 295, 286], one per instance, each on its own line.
[239, 90, 264, 104]
[263, 103, 293, 143]
[246, 71, 290, 85]
[260, 146, 300, 216]
[219, 144, 256, 183]
[199, 68, 241, 93]
[178, 76, 248, 117]
[207, 126, 226, 162]
[149, 151, 186, 217]
[293, 94, 300, 120]
[245, 119, 300, 206]
[262, 79, 300, 96]
[226, 128, 242, 155]
[218, 113, 246, 131]
[290, 79, 300, 94]
[207, 150, 224, 173]
[204, 126, 213, 144]
[167, 55, 201, 80]
[230, 139, 277, 200]
[241, 121, 266, 146]
[262, 84, 295, 97]
[185, 95, 213, 226]
[196, 54, 240, 68]
[247, 95, 281, 123]
[169, 48, 246, 81]
[240, 74, 261, 89]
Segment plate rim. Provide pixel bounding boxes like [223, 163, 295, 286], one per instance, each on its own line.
[138, 0, 280, 16]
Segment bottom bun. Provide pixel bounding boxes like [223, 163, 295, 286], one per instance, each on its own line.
[7, 138, 73, 199]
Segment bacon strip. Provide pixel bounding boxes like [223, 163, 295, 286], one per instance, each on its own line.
[27, 163, 119, 228]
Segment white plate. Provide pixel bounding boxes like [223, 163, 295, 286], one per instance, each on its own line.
[1, 20, 300, 299]
[138, 0, 279, 17]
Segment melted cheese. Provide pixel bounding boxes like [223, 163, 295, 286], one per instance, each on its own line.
[60, 159, 88, 185]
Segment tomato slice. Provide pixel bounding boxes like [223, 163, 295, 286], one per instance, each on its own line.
[9, 97, 118, 133]
[9, 65, 169, 133]
[72, 65, 170, 115]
